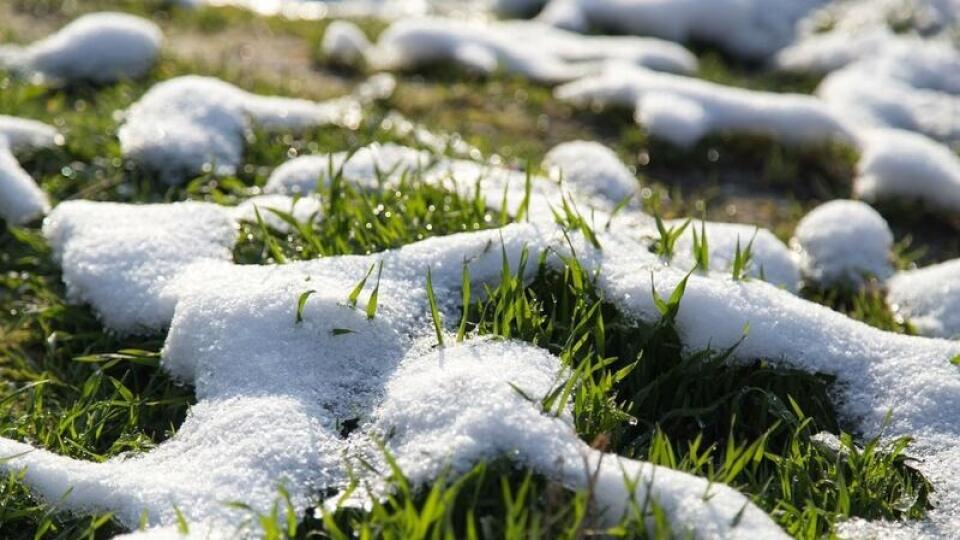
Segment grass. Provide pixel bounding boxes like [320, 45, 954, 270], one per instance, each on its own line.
[0, 0, 953, 537]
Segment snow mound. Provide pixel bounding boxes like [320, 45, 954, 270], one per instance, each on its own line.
[366, 17, 697, 83]
[535, 0, 823, 60]
[888, 259, 960, 339]
[0, 12, 161, 85]
[118, 74, 395, 180]
[321, 20, 371, 67]
[667, 220, 801, 292]
[0, 116, 59, 225]
[815, 38, 960, 144]
[42, 200, 238, 334]
[791, 200, 894, 285]
[855, 128, 960, 212]
[542, 140, 639, 204]
[555, 63, 853, 147]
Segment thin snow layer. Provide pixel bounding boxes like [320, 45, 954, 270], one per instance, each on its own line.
[555, 63, 853, 147]
[535, 0, 823, 60]
[854, 128, 960, 212]
[321, 21, 371, 66]
[0, 12, 161, 85]
[888, 259, 960, 339]
[0, 116, 59, 224]
[791, 200, 894, 285]
[668, 220, 801, 292]
[118, 74, 395, 180]
[366, 17, 697, 83]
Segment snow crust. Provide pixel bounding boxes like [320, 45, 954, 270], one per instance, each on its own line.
[364, 18, 697, 83]
[791, 200, 894, 285]
[0, 12, 161, 85]
[888, 259, 960, 339]
[118, 74, 395, 180]
[0, 116, 59, 225]
[555, 63, 853, 148]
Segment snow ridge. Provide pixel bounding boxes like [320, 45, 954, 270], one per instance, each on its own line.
[0, 116, 59, 225]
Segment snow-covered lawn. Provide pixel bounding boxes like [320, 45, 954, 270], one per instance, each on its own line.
[3, 2, 960, 539]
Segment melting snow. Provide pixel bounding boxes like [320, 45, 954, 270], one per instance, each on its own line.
[7, 137, 960, 538]
[888, 259, 960, 339]
[118, 74, 395, 180]
[554, 63, 853, 148]
[791, 200, 894, 286]
[0, 12, 160, 85]
[535, 0, 823, 60]
[0, 116, 59, 225]
[363, 17, 697, 83]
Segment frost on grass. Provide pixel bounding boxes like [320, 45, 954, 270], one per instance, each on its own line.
[554, 63, 853, 147]
[888, 259, 960, 339]
[118, 74, 396, 180]
[535, 0, 821, 60]
[8, 140, 960, 538]
[0, 12, 161, 85]
[0, 115, 59, 225]
[363, 17, 697, 83]
[791, 200, 894, 286]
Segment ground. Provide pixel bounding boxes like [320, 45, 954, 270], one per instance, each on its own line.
[0, 0, 955, 538]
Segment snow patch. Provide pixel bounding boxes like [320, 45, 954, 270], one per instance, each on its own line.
[791, 200, 894, 286]
[0, 116, 59, 225]
[365, 18, 697, 83]
[536, 0, 823, 60]
[118, 74, 395, 180]
[0, 12, 161, 85]
[888, 259, 960, 339]
[321, 21, 371, 67]
[555, 63, 853, 148]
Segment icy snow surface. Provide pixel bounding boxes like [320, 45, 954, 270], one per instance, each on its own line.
[7, 140, 960, 538]
[0, 12, 161, 85]
[0, 116, 59, 225]
[118, 74, 395, 180]
[791, 200, 894, 285]
[364, 18, 697, 83]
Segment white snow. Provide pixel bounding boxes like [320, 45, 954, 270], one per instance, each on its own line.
[264, 143, 431, 195]
[555, 63, 853, 148]
[8, 101, 960, 539]
[888, 259, 960, 339]
[667, 220, 801, 292]
[791, 200, 894, 286]
[321, 21, 371, 67]
[535, 0, 823, 60]
[542, 140, 639, 204]
[365, 18, 697, 83]
[0, 116, 59, 225]
[854, 128, 960, 212]
[118, 74, 395, 180]
[0, 12, 161, 85]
